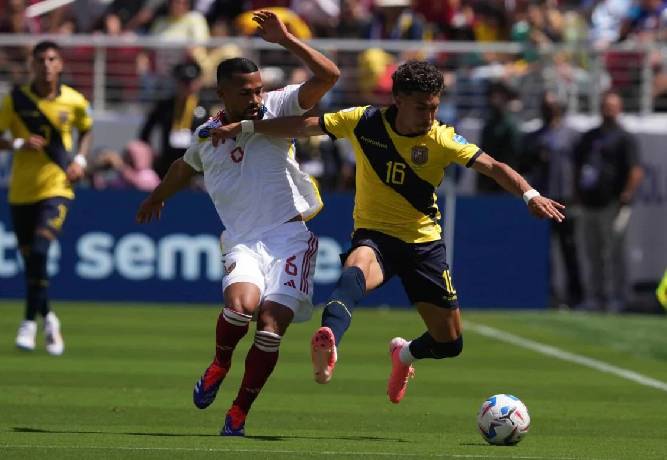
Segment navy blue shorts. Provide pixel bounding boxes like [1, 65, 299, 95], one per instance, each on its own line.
[9, 197, 71, 248]
[342, 229, 459, 309]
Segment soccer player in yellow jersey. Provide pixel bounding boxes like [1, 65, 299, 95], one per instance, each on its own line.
[210, 61, 564, 403]
[0, 41, 93, 355]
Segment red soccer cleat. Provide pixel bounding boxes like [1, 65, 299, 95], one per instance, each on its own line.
[387, 337, 415, 404]
[311, 326, 337, 384]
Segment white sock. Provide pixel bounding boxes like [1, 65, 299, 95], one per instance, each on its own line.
[399, 341, 416, 365]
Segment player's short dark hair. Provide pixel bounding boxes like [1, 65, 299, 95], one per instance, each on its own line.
[217, 58, 259, 84]
[391, 61, 444, 96]
[32, 40, 61, 58]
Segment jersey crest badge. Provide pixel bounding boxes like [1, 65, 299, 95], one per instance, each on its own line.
[58, 110, 69, 124]
[224, 262, 236, 275]
[453, 134, 468, 145]
[411, 145, 429, 165]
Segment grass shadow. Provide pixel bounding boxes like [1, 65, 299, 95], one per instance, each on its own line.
[12, 427, 407, 443]
[12, 427, 218, 437]
[247, 434, 408, 443]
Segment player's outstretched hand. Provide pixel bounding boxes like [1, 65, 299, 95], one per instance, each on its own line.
[528, 196, 566, 222]
[136, 196, 164, 224]
[211, 122, 241, 147]
[252, 10, 291, 44]
[65, 162, 85, 183]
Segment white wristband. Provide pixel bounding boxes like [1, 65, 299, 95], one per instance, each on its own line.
[12, 138, 25, 150]
[73, 154, 87, 169]
[523, 189, 541, 205]
[240, 119, 254, 135]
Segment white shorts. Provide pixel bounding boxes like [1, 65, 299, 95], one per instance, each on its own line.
[221, 221, 318, 323]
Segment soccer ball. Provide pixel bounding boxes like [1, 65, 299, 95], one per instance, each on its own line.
[477, 394, 531, 446]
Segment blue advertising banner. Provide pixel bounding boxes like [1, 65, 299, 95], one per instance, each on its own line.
[0, 190, 549, 308]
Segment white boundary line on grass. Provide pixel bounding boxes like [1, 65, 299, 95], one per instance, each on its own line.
[467, 322, 667, 393]
[0, 445, 576, 459]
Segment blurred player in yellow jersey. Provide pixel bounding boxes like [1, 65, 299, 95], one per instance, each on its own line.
[210, 61, 564, 403]
[0, 41, 93, 355]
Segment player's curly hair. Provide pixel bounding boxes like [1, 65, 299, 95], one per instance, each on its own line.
[391, 61, 444, 96]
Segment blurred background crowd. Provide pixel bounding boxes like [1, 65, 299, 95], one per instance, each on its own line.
[2, 0, 665, 188]
[0, 0, 665, 312]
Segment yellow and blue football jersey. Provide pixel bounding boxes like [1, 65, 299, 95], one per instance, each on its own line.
[320, 105, 481, 243]
[0, 84, 93, 204]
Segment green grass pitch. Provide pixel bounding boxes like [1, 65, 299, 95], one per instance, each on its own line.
[1, 302, 666, 459]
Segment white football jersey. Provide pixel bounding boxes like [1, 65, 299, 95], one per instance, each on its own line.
[183, 84, 322, 245]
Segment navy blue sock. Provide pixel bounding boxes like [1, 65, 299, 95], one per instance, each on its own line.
[25, 236, 51, 320]
[408, 332, 463, 359]
[322, 267, 366, 346]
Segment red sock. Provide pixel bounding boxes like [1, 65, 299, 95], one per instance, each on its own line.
[215, 308, 252, 367]
[233, 331, 281, 414]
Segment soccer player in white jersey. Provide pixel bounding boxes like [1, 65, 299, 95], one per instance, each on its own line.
[136, 10, 339, 436]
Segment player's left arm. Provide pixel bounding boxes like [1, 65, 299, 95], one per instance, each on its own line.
[253, 10, 340, 110]
[471, 152, 565, 222]
[66, 97, 94, 183]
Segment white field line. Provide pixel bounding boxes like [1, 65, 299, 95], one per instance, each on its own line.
[467, 321, 667, 393]
[0, 444, 577, 459]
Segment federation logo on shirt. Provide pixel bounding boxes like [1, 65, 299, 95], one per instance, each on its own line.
[453, 134, 468, 145]
[224, 262, 236, 275]
[411, 145, 429, 165]
[58, 110, 69, 124]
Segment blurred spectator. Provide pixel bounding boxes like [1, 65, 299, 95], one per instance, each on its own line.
[414, 0, 475, 41]
[511, 1, 564, 62]
[362, 0, 426, 40]
[0, 0, 41, 33]
[149, 0, 210, 79]
[139, 61, 211, 177]
[337, 0, 372, 37]
[357, 48, 396, 104]
[150, 0, 210, 40]
[291, 0, 341, 37]
[0, 0, 36, 84]
[588, 0, 633, 49]
[520, 91, 583, 308]
[70, 0, 110, 33]
[619, 0, 667, 43]
[473, 2, 510, 42]
[201, 0, 244, 27]
[574, 90, 644, 312]
[89, 141, 160, 191]
[477, 81, 521, 193]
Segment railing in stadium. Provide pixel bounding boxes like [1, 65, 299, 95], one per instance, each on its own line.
[0, 34, 665, 116]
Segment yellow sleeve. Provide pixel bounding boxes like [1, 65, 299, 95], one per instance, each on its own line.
[436, 125, 482, 167]
[0, 94, 13, 133]
[320, 106, 368, 140]
[74, 95, 93, 132]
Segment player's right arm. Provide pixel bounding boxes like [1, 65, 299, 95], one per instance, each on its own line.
[210, 106, 366, 146]
[136, 158, 197, 223]
[0, 94, 47, 152]
[211, 116, 323, 146]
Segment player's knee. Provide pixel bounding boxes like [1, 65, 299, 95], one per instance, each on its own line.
[432, 336, 463, 359]
[254, 330, 282, 352]
[225, 293, 260, 316]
